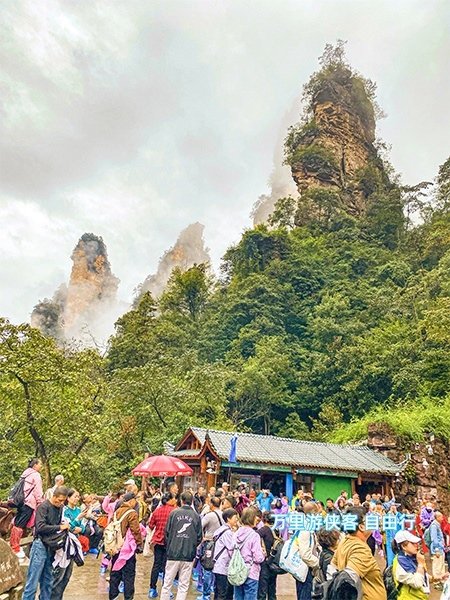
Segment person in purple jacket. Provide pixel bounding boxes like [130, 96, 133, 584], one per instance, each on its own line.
[212, 509, 239, 600]
[420, 502, 435, 530]
[233, 507, 266, 600]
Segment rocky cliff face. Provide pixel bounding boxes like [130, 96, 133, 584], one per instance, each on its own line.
[31, 233, 120, 344]
[367, 423, 450, 512]
[137, 222, 210, 300]
[286, 64, 387, 218]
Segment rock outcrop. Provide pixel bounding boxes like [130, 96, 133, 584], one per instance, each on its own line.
[137, 222, 210, 300]
[367, 423, 450, 512]
[286, 64, 387, 218]
[31, 233, 120, 344]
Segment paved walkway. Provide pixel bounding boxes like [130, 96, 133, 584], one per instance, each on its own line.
[65, 553, 296, 599]
[65, 552, 442, 599]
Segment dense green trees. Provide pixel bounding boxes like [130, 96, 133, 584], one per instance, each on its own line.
[1, 45, 449, 494]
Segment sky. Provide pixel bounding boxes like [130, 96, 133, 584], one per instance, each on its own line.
[1, 0, 449, 324]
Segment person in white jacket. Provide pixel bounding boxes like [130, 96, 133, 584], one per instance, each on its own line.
[293, 502, 320, 600]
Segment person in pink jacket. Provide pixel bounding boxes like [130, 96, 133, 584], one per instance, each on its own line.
[10, 458, 44, 557]
[233, 507, 266, 600]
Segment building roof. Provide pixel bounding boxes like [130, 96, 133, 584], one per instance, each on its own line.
[186, 427, 400, 475]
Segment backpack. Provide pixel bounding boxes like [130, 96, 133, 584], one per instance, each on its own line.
[227, 533, 253, 587]
[103, 509, 134, 556]
[324, 568, 362, 600]
[9, 477, 34, 509]
[423, 525, 432, 549]
[383, 560, 400, 600]
[267, 537, 286, 575]
[200, 528, 227, 571]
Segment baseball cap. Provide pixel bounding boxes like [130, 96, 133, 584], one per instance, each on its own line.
[394, 530, 421, 545]
[124, 478, 136, 486]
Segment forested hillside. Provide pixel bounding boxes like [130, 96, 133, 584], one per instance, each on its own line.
[1, 45, 449, 493]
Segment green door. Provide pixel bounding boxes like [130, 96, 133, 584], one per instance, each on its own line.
[314, 475, 352, 503]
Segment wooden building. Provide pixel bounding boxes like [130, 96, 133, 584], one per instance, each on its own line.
[168, 427, 401, 501]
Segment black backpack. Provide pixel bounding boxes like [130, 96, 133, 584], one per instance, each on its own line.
[200, 528, 227, 571]
[9, 477, 34, 509]
[267, 537, 287, 575]
[324, 569, 361, 600]
[383, 561, 400, 600]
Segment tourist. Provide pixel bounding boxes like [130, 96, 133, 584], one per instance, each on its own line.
[257, 511, 278, 600]
[220, 495, 237, 511]
[293, 502, 320, 600]
[256, 490, 274, 512]
[332, 506, 387, 600]
[234, 489, 251, 515]
[50, 488, 85, 600]
[9, 458, 44, 558]
[392, 529, 430, 599]
[160, 491, 202, 600]
[109, 493, 143, 600]
[22, 486, 69, 600]
[291, 489, 304, 511]
[212, 508, 238, 600]
[429, 511, 446, 590]
[148, 492, 174, 598]
[316, 528, 340, 581]
[44, 475, 64, 500]
[420, 502, 434, 530]
[271, 497, 289, 540]
[194, 486, 206, 513]
[233, 507, 265, 600]
[199, 496, 224, 600]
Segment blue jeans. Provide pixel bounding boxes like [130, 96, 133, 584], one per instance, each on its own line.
[23, 539, 54, 600]
[234, 578, 258, 600]
[201, 569, 215, 598]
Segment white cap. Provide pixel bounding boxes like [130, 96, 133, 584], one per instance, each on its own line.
[124, 478, 136, 486]
[394, 530, 421, 545]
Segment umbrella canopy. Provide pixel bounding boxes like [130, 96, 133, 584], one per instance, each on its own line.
[132, 454, 193, 477]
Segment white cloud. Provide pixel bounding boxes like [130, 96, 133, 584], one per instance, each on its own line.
[1, 0, 449, 327]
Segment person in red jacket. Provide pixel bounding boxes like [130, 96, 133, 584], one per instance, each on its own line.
[442, 514, 450, 572]
[148, 493, 175, 598]
[10, 458, 44, 558]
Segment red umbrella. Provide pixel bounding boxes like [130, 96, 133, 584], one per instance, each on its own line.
[132, 454, 193, 477]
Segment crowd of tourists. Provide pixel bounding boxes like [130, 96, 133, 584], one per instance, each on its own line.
[1, 458, 450, 600]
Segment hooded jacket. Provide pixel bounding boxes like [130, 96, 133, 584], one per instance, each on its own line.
[20, 467, 43, 510]
[165, 504, 202, 562]
[419, 506, 434, 529]
[234, 526, 265, 581]
[212, 523, 235, 575]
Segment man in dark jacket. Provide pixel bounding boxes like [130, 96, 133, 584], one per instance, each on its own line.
[161, 491, 202, 600]
[22, 486, 69, 600]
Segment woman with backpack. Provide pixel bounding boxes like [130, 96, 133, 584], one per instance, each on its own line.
[9, 458, 44, 558]
[391, 529, 430, 599]
[212, 508, 239, 600]
[231, 507, 266, 600]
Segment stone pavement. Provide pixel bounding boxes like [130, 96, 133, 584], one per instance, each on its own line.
[65, 552, 442, 600]
[65, 553, 297, 599]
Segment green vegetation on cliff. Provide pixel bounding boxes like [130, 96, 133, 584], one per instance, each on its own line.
[1, 45, 449, 493]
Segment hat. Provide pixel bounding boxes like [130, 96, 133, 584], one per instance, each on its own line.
[222, 482, 229, 487]
[124, 478, 136, 486]
[394, 530, 421, 545]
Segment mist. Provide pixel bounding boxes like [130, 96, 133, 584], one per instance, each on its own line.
[1, 0, 449, 325]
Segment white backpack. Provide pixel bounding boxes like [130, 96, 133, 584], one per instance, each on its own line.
[103, 509, 134, 556]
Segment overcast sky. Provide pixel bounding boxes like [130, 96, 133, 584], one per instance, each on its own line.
[1, 0, 449, 324]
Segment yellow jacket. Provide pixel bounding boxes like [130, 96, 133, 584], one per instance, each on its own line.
[332, 535, 386, 600]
